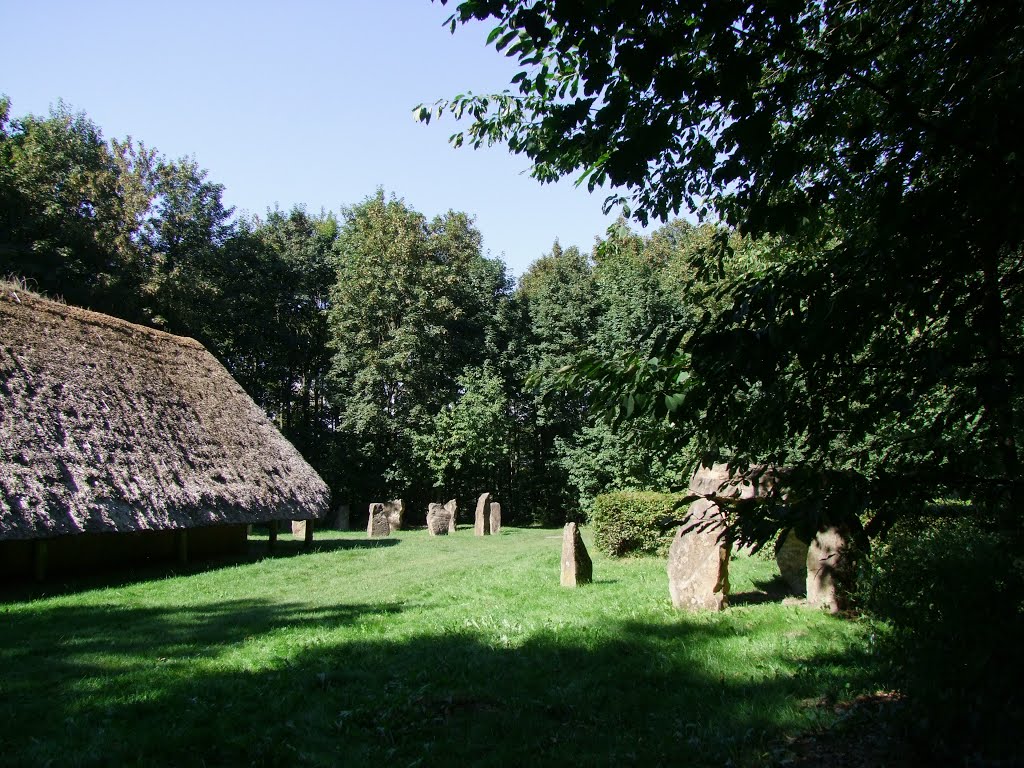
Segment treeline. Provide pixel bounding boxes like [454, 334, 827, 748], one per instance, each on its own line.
[0, 98, 725, 523]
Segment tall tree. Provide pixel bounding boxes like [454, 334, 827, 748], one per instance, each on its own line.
[327, 191, 509, 510]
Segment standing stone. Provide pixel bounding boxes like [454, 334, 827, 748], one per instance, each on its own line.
[489, 502, 502, 535]
[474, 492, 492, 536]
[444, 498, 457, 533]
[560, 522, 592, 587]
[427, 503, 453, 536]
[384, 499, 405, 531]
[367, 503, 391, 538]
[328, 504, 350, 531]
[776, 528, 809, 596]
[806, 525, 856, 613]
[667, 491, 731, 611]
[291, 520, 307, 539]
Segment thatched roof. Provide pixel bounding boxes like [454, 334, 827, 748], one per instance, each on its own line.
[0, 287, 330, 541]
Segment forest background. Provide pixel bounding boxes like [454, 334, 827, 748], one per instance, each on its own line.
[0, 95, 707, 524]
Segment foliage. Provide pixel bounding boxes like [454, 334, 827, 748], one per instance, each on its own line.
[414, 361, 512, 494]
[0, 530, 882, 766]
[591, 490, 683, 557]
[327, 191, 512, 509]
[430, 0, 1024, 544]
[860, 514, 1024, 760]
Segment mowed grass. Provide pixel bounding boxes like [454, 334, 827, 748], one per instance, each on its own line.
[0, 527, 881, 767]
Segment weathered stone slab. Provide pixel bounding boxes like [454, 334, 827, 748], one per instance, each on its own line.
[327, 504, 350, 531]
[384, 499, 405, 531]
[667, 497, 731, 611]
[560, 522, 592, 587]
[489, 502, 501, 535]
[806, 525, 855, 613]
[444, 498, 457, 533]
[474, 492, 492, 536]
[367, 503, 390, 538]
[776, 528, 809, 596]
[427, 503, 453, 536]
[291, 520, 307, 538]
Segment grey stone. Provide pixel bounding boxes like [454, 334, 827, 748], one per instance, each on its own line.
[776, 528, 809, 596]
[489, 502, 502, 535]
[806, 525, 856, 613]
[667, 498, 731, 611]
[367, 503, 390, 538]
[560, 522, 592, 587]
[384, 499, 405, 531]
[444, 498, 457, 533]
[474, 492, 492, 536]
[427, 503, 453, 536]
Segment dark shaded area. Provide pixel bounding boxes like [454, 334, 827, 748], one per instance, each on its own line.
[731, 575, 794, 606]
[0, 536, 399, 604]
[0, 596, 884, 767]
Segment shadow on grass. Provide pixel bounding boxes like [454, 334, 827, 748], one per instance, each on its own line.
[0, 537, 401, 604]
[731, 575, 795, 606]
[0, 595, 882, 767]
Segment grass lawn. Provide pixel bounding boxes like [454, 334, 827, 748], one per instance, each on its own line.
[0, 527, 883, 767]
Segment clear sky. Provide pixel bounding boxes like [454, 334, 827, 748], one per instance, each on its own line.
[0, 0, 634, 276]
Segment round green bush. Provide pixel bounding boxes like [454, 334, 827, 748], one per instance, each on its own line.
[591, 491, 685, 557]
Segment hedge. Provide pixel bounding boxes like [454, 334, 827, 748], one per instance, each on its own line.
[591, 491, 686, 557]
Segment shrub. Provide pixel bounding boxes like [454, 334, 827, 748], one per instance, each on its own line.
[859, 514, 1024, 762]
[591, 491, 685, 557]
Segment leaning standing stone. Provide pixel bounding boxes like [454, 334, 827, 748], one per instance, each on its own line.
[384, 499, 405, 531]
[776, 528, 809, 596]
[474, 492, 492, 536]
[427, 503, 453, 536]
[489, 502, 502, 535]
[367, 503, 391, 538]
[667, 496, 731, 611]
[444, 498, 457, 533]
[560, 522, 593, 587]
[806, 525, 855, 613]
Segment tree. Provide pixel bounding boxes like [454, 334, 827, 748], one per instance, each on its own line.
[426, 0, 1024, 540]
[327, 191, 510, 509]
[0, 99, 151, 315]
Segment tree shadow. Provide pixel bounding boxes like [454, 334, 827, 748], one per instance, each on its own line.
[0, 537, 400, 603]
[0, 595, 883, 767]
[731, 575, 795, 606]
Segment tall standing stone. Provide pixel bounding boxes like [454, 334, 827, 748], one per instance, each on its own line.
[444, 498, 457, 533]
[667, 474, 731, 611]
[474, 492, 492, 536]
[560, 522, 592, 587]
[328, 504, 351, 531]
[367, 503, 390, 538]
[384, 499, 405, 531]
[806, 525, 856, 613]
[489, 502, 502, 535]
[776, 528, 809, 596]
[427, 503, 453, 536]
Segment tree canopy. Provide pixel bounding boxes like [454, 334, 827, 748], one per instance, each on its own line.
[424, 0, 1024, 539]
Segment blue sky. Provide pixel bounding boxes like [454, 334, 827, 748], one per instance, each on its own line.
[0, 1, 639, 276]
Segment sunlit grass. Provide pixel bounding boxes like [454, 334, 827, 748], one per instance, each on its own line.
[0, 527, 879, 766]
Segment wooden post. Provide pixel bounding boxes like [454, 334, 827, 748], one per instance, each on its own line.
[175, 530, 189, 564]
[268, 520, 278, 553]
[32, 540, 48, 582]
[304, 519, 314, 548]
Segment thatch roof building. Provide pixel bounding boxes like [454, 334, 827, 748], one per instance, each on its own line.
[0, 286, 329, 575]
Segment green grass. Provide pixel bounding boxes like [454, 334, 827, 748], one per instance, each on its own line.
[0, 528, 882, 767]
